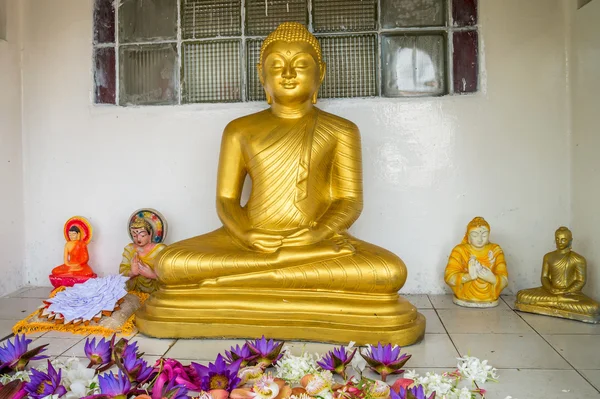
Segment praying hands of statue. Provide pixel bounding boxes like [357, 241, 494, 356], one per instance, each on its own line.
[130, 253, 157, 279]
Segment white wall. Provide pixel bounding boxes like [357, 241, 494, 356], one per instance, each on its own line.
[0, 0, 24, 296]
[21, 0, 571, 294]
[571, 0, 600, 297]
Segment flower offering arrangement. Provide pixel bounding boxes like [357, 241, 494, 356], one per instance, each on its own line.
[0, 334, 514, 399]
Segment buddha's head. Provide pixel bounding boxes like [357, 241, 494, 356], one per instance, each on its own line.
[130, 218, 153, 247]
[258, 22, 326, 107]
[463, 216, 490, 249]
[68, 226, 81, 241]
[555, 226, 573, 250]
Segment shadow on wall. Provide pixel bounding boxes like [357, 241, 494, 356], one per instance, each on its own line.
[578, 0, 595, 9]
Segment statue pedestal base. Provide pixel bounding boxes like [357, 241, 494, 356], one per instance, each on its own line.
[49, 274, 97, 289]
[515, 302, 600, 324]
[452, 297, 499, 308]
[136, 288, 426, 346]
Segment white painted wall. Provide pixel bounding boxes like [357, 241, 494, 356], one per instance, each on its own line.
[571, 0, 600, 298]
[0, 0, 25, 296]
[20, 0, 572, 294]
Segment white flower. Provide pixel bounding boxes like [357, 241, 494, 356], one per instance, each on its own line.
[349, 344, 366, 373]
[252, 374, 280, 399]
[457, 355, 498, 384]
[404, 369, 419, 380]
[274, 346, 319, 383]
[0, 370, 31, 384]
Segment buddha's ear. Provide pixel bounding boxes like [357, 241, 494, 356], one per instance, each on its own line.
[319, 62, 326, 83]
[257, 62, 264, 85]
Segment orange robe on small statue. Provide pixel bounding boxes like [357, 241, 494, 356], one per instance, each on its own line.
[52, 239, 94, 277]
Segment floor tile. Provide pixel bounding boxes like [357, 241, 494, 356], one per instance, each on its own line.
[580, 369, 600, 391]
[480, 369, 600, 399]
[164, 339, 247, 361]
[400, 334, 460, 368]
[3, 286, 34, 298]
[11, 287, 54, 299]
[544, 335, 600, 369]
[31, 337, 83, 356]
[0, 319, 18, 340]
[451, 333, 571, 369]
[0, 297, 43, 320]
[65, 334, 174, 357]
[403, 295, 432, 309]
[519, 312, 600, 335]
[501, 295, 517, 309]
[437, 309, 535, 334]
[130, 335, 176, 356]
[420, 309, 446, 334]
[429, 294, 510, 310]
[44, 330, 90, 339]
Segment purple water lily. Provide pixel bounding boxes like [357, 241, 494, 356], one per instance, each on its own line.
[119, 341, 154, 383]
[246, 335, 284, 367]
[0, 334, 48, 372]
[398, 385, 435, 399]
[151, 375, 190, 399]
[24, 360, 67, 399]
[85, 336, 112, 367]
[191, 354, 242, 391]
[360, 343, 411, 382]
[317, 345, 357, 379]
[224, 343, 257, 368]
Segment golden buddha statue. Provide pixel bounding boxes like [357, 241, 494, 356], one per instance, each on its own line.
[444, 217, 508, 307]
[136, 22, 425, 345]
[515, 227, 600, 323]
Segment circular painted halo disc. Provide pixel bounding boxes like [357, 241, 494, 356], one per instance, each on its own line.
[128, 208, 168, 244]
[63, 216, 93, 243]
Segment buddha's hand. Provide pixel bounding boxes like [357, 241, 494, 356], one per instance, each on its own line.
[241, 229, 284, 252]
[281, 225, 333, 247]
[468, 257, 479, 280]
[476, 266, 497, 284]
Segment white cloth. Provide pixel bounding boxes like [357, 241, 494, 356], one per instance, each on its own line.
[47, 275, 129, 323]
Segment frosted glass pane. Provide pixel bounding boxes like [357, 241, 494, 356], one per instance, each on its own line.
[381, 0, 445, 28]
[119, 0, 177, 43]
[94, 0, 115, 44]
[94, 47, 116, 104]
[246, 39, 265, 102]
[119, 44, 178, 105]
[318, 34, 377, 98]
[245, 0, 307, 36]
[382, 34, 446, 97]
[183, 40, 241, 103]
[312, 0, 377, 32]
[182, 0, 241, 39]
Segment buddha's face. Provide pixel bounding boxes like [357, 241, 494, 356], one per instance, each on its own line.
[131, 228, 152, 247]
[68, 231, 80, 241]
[555, 232, 572, 250]
[468, 226, 490, 249]
[259, 40, 325, 106]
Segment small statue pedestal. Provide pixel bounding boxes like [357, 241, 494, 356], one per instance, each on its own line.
[49, 274, 97, 289]
[453, 297, 499, 308]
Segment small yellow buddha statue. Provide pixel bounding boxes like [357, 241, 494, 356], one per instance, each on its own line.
[136, 22, 425, 345]
[515, 227, 600, 323]
[119, 210, 167, 294]
[444, 217, 508, 307]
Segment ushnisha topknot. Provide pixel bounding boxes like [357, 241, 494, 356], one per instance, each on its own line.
[259, 22, 323, 65]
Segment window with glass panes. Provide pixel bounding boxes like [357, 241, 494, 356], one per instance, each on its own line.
[93, 0, 478, 105]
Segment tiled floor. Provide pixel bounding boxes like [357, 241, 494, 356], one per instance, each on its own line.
[2, 287, 600, 398]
